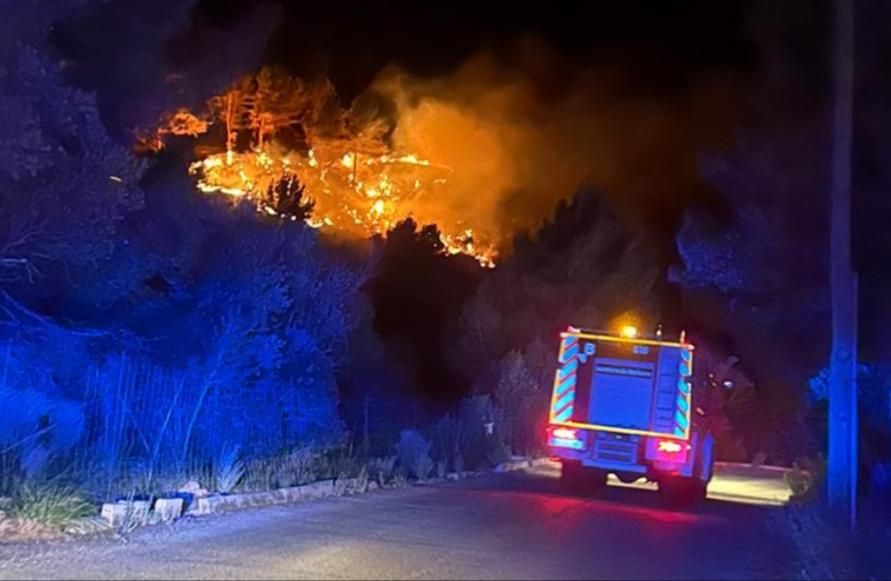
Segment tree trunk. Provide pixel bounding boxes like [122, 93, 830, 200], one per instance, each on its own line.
[225, 93, 235, 155]
[827, 0, 858, 529]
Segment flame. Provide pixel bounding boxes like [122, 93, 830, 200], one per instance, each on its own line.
[187, 145, 496, 267]
[151, 70, 498, 268]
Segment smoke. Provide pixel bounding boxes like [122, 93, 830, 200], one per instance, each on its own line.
[55, 1, 748, 254]
[365, 42, 747, 249]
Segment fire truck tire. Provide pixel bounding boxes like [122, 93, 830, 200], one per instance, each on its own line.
[658, 476, 704, 506]
[560, 462, 607, 495]
[658, 433, 710, 506]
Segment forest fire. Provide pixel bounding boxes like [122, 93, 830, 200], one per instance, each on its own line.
[155, 67, 497, 267]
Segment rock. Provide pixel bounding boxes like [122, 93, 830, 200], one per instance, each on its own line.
[101, 500, 150, 528]
[188, 495, 222, 516]
[334, 476, 367, 496]
[496, 459, 530, 473]
[153, 498, 184, 522]
[64, 516, 111, 536]
[298, 479, 335, 500]
[177, 480, 209, 497]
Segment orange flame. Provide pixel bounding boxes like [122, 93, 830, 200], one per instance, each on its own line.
[187, 145, 496, 267]
[150, 69, 499, 267]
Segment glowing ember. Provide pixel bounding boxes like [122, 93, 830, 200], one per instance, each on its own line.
[187, 145, 496, 267]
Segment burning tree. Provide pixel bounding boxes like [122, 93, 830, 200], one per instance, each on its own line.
[149, 67, 496, 267]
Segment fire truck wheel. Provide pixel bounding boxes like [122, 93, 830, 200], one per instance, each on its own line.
[659, 430, 710, 506]
[658, 476, 707, 507]
[560, 462, 607, 495]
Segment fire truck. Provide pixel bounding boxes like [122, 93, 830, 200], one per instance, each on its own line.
[546, 325, 714, 504]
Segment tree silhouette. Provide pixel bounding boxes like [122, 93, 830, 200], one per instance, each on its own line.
[264, 176, 314, 221]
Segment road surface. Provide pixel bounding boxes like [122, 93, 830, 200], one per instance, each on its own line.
[0, 464, 798, 580]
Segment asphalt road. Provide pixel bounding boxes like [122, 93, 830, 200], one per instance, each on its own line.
[0, 464, 798, 580]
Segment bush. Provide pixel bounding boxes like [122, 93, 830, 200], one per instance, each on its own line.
[214, 444, 245, 494]
[485, 438, 511, 468]
[329, 444, 365, 480]
[430, 414, 466, 473]
[11, 485, 94, 528]
[368, 455, 397, 486]
[240, 446, 317, 492]
[396, 430, 433, 480]
[456, 396, 497, 469]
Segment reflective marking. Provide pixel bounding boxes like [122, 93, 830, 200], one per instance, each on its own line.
[554, 406, 574, 422]
[552, 390, 575, 413]
[556, 358, 579, 381]
[555, 376, 576, 397]
[560, 343, 580, 363]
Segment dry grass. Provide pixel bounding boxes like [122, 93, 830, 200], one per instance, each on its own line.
[10, 484, 94, 528]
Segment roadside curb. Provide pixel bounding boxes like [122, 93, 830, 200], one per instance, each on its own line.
[494, 457, 551, 473]
[82, 457, 546, 536]
[706, 491, 787, 507]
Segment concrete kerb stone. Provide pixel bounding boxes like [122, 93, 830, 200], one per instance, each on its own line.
[153, 497, 184, 522]
[334, 476, 369, 496]
[8, 456, 543, 543]
[495, 459, 533, 473]
[186, 479, 337, 516]
[100, 500, 150, 528]
[158, 456, 542, 521]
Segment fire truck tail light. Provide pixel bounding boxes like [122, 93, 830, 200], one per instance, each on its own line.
[653, 438, 690, 463]
[657, 440, 684, 454]
[552, 427, 578, 440]
[548, 426, 585, 450]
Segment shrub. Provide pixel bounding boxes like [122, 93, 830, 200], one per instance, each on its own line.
[11, 485, 94, 528]
[276, 447, 317, 487]
[396, 430, 433, 480]
[367, 455, 397, 486]
[330, 444, 364, 480]
[242, 458, 275, 492]
[241, 446, 317, 492]
[335, 466, 369, 495]
[214, 444, 245, 494]
[485, 438, 511, 468]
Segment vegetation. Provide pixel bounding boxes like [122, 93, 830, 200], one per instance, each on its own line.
[10, 485, 94, 528]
